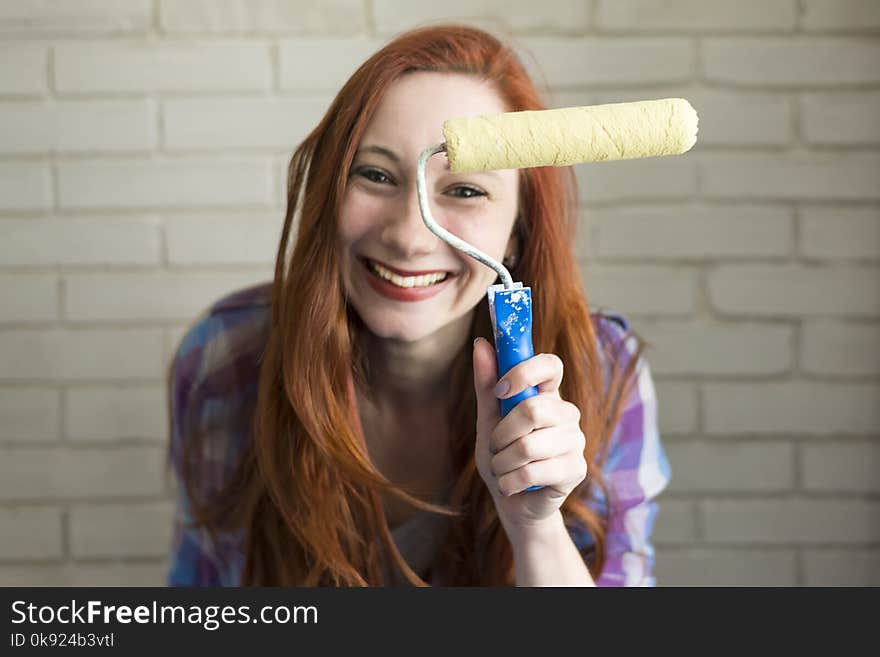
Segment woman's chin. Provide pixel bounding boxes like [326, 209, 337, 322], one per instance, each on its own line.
[360, 316, 438, 343]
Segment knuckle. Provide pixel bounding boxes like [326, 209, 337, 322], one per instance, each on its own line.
[520, 464, 537, 488]
[516, 435, 538, 462]
[576, 458, 588, 481]
[548, 352, 564, 371]
[522, 395, 546, 424]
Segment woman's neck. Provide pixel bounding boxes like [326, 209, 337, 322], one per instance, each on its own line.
[360, 310, 474, 413]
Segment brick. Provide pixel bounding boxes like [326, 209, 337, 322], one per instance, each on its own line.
[802, 0, 880, 31]
[591, 206, 792, 260]
[803, 550, 880, 586]
[703, 499, 880, 544]
[0, 217, 161, 267]
[596, 0, 796, 32]
[802, 442, 880, 493]
[163, 97, 328, 150]
[704, 38, 880, 86]
[279, 38, 384, 92]
[687, 91, 790, 147]
[656, 548, 798, 586]
[0, 561, 168, 586]
[67, 386, 168, 442]
[640, 322, 792, 376]
[0, 507, 63, 560]
[708, 265, 880, 317]
[665, 441, 794, 493]
[164, 213, 282, 265]
[0, 1, 151, 34]
[651, 500, 697, 546]
[801, 207, 880, 260]
[0, 100, 156, 154]
[582, 265, 697, 317]
[704, 382, 880, 435]
[803, 92, 880, 145]
[57, 159, 273, 210]
[701, 154, 880, 201]
[0, 388, 59, 442]
[161, 0, 367, 33]
[0, 43, 47, 95]
[0, 274, 57, 322]
[55, 41, 271, 93]
[64, 271, 272, 321]
[0, 446, 166, 500]
[654, 382, 697, 435]
[70, 501, 174, 558]
[374, 0, 589, 36]
[577, 157, 697, 203]
[0, 329, 165, 381]
[801, 321, 880, 376]
[519, 38, 692, 87]
[0, 163, 51, 211]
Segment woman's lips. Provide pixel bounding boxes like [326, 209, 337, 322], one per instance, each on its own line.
[360, 257, 454, 302]
[364, 256, 452, 277]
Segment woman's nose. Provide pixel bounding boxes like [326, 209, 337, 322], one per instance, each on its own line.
[380, 185, 442, 257]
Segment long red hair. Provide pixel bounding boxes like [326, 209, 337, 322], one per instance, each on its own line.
[175, 24, 644, 586]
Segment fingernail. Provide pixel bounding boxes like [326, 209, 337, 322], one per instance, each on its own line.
[493, 379, 510, 398]
[473, 337, 482, 348]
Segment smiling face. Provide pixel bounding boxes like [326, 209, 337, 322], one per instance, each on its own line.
[338, 71, 520, 343]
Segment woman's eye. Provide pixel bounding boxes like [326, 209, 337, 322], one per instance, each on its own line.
[356, 167, 393, 185]
[447, 185, 486, 199]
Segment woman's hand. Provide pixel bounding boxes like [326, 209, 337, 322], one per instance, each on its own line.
[472, 337, 588, 540]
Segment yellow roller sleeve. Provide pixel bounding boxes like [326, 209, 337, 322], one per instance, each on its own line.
[442, 98, 698, 173]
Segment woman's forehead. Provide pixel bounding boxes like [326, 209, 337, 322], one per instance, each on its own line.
[361, 72, 508, 147]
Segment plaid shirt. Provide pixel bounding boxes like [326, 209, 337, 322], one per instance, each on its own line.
[167, 282, 671, 587]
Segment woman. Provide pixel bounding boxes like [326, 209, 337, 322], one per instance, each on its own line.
[167, 24, 670, 587]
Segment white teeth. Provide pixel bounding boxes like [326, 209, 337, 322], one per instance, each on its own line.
[368, 260, 448, 288]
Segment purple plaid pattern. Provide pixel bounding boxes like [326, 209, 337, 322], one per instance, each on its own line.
[167, 282, 670, 586]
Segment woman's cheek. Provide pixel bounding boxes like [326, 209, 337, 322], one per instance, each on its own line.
[339, 188, 380, 238]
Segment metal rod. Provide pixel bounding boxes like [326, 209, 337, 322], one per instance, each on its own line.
[415, 143, 514, 290]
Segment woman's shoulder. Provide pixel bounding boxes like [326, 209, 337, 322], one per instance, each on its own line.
[173, 281, 273, 392]
[589, 309, 641, 377]
[170, 280, 273, 451]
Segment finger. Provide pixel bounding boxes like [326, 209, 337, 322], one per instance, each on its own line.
[496, 454, 589, 497]
[490, 425, 585, 477]
[489, 395, 581, 455]
[472, 337, 500, 439]
[494, 353, 564, 400]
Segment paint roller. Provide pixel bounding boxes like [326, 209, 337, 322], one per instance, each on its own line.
[416, 97, 698, 491]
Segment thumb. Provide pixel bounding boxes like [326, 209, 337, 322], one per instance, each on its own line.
[473, 337, 501, 438]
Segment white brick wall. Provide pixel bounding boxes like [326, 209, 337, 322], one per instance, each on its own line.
[0, 388, 60, 442]
[159, 0, 368, 34]
[0, 1, 153, 35]
[0, 100, 157, 154]
[589, 206, 793, 260]
[0, 1, 877, 587]
[801, 0, 880, 32]
[800, 208, 880, 260]
[656, 549, 798, 586]
[595, 0, 797, 33]
[374, 0, 591, 36]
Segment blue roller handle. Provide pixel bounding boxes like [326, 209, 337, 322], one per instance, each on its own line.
[488, 285, 543, 492]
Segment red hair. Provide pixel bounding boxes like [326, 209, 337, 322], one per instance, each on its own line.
[176, 24, 644, 586]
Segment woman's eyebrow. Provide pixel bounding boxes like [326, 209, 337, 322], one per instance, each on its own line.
[357, 144, 454, 171]
[356, 144, 400, 163]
